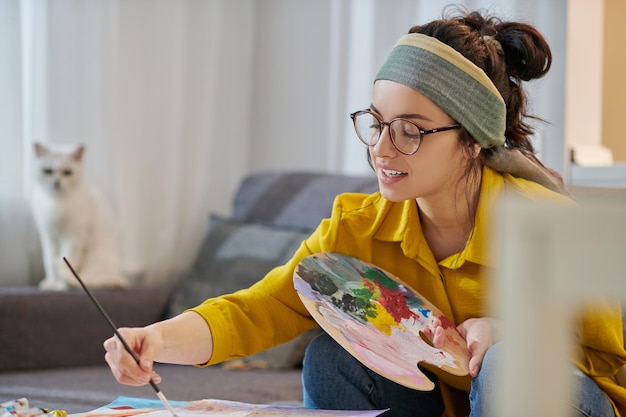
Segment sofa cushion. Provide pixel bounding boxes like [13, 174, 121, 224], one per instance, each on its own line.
[168, 215, 310, 315]
[167, 215, 319, 368]
[232, 171, 378, 230]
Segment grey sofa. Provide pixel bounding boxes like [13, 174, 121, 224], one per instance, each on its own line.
[1, 170, 623, 414]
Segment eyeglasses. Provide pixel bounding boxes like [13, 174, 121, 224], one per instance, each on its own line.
[350, 110, 462, 155]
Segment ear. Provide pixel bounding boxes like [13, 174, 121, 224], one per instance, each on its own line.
[73, 145, 85, 161]
[34, 142, 47, 156]
[471, 143, 481, 159]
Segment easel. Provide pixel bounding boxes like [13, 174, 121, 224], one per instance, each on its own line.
[493, 195, 626, 416]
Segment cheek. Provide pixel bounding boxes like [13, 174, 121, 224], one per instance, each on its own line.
[410, 144, 469, 183]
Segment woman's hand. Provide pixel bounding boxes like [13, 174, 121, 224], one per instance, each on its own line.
[457, 317, 499, 377]
[103, 311, 214, 386]
[423, 317, 499, 378]
[103, 326, 164, 386]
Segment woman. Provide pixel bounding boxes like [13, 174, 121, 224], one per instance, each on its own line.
[104, 10, 626, 417]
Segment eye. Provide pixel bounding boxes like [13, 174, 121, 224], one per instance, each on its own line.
[394, 120, 422, 140]
[62, 169, 73, 176]
[42, 168, 54, 175]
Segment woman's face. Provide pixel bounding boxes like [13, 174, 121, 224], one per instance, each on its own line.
[368, 80, 473, 203]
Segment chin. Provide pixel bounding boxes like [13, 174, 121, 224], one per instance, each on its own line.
[378, 187, 408, 203]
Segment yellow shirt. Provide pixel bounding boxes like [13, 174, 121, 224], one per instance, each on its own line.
[190, 166, 626, 416]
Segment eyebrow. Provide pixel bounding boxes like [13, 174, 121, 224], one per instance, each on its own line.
[370, 104, 434, 122]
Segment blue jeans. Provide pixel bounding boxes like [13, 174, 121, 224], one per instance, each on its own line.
[302, 332, 615, 417]
[470, 342, 616, 417]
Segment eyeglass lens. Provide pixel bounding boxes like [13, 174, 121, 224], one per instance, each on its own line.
[353, 111, 422, 155]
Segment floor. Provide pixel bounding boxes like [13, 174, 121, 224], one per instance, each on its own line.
[0, 364, 303, 414]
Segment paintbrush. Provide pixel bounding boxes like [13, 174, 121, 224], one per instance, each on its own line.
[63, 257, 179, 417]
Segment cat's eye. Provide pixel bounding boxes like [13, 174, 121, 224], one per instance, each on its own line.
[43, 168, 54, 175]
[62, 169, 73, 176]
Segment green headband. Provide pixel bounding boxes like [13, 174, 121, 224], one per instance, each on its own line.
[375, 33, 506, 148]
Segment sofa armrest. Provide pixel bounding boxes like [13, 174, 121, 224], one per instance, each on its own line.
[0, 285, 172, 371]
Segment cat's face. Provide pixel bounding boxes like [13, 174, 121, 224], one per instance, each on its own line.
[33, 143, 85, 194]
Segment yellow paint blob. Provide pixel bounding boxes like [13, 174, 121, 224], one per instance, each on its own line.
[368, 302, 400, 336]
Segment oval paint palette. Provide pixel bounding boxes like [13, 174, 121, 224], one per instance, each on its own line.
[293, 252, 470, 391]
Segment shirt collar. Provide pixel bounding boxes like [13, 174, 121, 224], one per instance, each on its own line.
[373, 166, 503, 269]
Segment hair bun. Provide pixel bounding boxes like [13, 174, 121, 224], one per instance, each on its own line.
[496, 22, 551, 81]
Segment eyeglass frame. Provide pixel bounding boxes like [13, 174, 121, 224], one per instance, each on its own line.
[350, 109, 463, 155]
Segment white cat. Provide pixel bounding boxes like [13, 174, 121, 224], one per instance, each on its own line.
[31, 142, 128, 290]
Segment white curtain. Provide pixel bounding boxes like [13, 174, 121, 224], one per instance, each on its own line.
[0, 0, 256, 285]
[0, 0, 33, 285]
[0, 0, 567, 286]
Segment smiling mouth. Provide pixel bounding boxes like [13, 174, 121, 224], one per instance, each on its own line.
[382, 169, 407, 177]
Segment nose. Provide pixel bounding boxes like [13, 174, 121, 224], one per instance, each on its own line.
[371, 124, 397, 157]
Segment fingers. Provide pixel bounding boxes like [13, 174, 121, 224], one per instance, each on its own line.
[456, 317, 499, 377]
[467, 341, 488, 377]
[422, 317, 445, 348]
[103, 328, 162, 386]
[425, 316, 494, 377]
[430, 317, 446, 348]
[431, 326, 445, 348]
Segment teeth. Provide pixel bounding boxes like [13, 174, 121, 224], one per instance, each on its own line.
[383, 169, 406, 177]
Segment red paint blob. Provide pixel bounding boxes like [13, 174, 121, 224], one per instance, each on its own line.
[373, 280, 418, 323]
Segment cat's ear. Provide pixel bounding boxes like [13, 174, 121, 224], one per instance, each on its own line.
[34, 142, 48, 157]
[72, 145, 85, 161]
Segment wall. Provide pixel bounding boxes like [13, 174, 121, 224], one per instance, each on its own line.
[248, 0, 336, 173]
[566, 0, 626, 186]
[564, 0, 604, 151]
[602, 0, 626, 161]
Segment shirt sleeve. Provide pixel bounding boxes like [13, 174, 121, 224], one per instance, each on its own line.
[572, 299, 626, 375]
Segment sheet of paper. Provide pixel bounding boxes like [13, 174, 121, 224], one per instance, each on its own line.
[74, 397, 386, 417]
